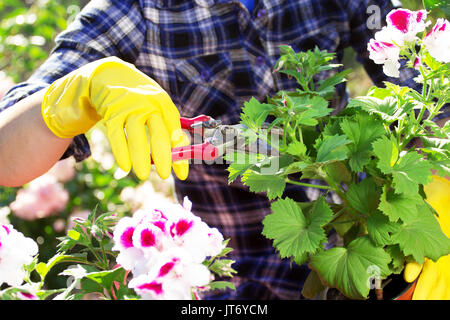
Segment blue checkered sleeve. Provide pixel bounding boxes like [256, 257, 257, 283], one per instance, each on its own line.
[0, 0, 146, 161]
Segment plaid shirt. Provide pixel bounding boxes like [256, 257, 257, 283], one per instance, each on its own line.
[0, 0, 432, 299]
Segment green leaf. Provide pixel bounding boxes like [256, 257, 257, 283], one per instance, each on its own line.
[331, 209, 355, 237]
[421, 137, 450, 150]
[372, 136, 399, 173]
[422, 120, 449, 139]
[284, 161, 310, 175]
[80, 277, 105, 295]
[225, 152, 259, 183]
[323, 161, 352, 184]
[348, 96, 398, 122]
[391, 152, 434, 195]
[378, 186, 425, 223]
[298, 162, 325, 180]
[240, 97, 274, 129]
[310, 236, 392, 299]
[292, 95, 332, 126]
[423, 0, 450, 13]
[373, 137, 433, 194]
[316, 69, 352, 98]
[227, 163, 252, 183]
[340, 112, 385, 172]
[419, 137, 450, 176]
[207, 281, 236, 291]
[67, 230, 80, 241]
[286, 141, 307, 157]
[366, 86, 393, 100]
[262, 197, 333, 264]
[40, 253, 88, 280]
[85, 267, 127, 290]
[277, 68, 302, 84]
[36, 262, 49, 281]
[241, 171, 286, 200]
[315, 134, 350, 163]
[208, 259, 237, 278]
[386, 245, 406, 274]
[367, 212, 402, 246]
[390, 204, 450, 264]
[301, 269, 326, 299]
[346, 178, 380, 215]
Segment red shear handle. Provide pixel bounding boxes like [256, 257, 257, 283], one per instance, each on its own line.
[180, 115, 211, 130]
[171, 142, 219, 161]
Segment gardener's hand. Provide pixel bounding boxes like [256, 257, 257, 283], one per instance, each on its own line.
[404, 176, 450, 299]
[42, 57, 189, 181]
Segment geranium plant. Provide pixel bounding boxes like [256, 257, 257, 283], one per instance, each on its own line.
[226, 8, 449, 299]
[0, 197, 235, 300]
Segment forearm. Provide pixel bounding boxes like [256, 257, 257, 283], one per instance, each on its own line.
[0, 89, 72, 187]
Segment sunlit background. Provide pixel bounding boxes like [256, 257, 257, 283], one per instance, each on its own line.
[0, 0, 446, 291]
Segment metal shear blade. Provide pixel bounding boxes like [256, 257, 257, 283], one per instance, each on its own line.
[171, 115, 281, 162]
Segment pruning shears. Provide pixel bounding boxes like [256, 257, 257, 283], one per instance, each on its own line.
[169, 115, 279, 162]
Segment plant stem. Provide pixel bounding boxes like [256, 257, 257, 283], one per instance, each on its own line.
[285, 178, 332, 190]
[328, 207, 349, 225]
[100, 241, 108, 268]
[322, 175, 346, 200]
[87, 243, 108, 269]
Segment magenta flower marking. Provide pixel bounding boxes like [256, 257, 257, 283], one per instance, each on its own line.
[414, 57, 422, 70]
[140, 229, 156, 247]
[2, 225, 10, 234]
[153, 220, 166, 232]
[424, 18, 450, 63]
[137, 281, 163, 295]
[19, 292, 37, 300]
[416, 10, 424, 23]
[158, 261, 176, 277]
[369, 40, 394, 52]
[120, 227, 135, 248]
[171, 219, 194, 237]
[388, 9, 412, 33]
[428, 19, 447, 36]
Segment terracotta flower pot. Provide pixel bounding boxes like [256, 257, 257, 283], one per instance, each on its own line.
[394, 280, 417, 300]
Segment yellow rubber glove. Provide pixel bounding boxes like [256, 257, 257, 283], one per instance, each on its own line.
[42, 57, 189, 181]
[404, 175, 450, 299]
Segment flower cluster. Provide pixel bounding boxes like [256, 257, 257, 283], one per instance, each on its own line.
[368, 9, 449, 77]
[112, 197, 226, 300]
[423, 18, 450, 63]
[0, 224, 38, 287]
[9, 174, 69, 221]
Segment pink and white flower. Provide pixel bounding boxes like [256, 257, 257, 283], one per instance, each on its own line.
[9, 175, 69, 221]
[0, 224, 38, 287]
[423, 18, 450, 63]
[375, 9, 430, 46]
[413, 56, 422, 70]
[368, 39, 401, 77]
[112, 196, 226, 300]
[128, 248, 211, 300]
[18, 291, 39, 300]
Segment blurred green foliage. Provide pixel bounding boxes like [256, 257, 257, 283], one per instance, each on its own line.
[0, 159, 140, 289]
[0, 0, 83, 82]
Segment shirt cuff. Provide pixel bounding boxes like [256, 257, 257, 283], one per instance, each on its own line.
[60, 134, 92, 162]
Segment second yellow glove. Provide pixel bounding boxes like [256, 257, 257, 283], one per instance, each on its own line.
[42, 57, 189, 181]
[404, 175, 450, 299]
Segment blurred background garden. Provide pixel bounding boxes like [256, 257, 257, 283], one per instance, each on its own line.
[0, 0, 448, 291]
